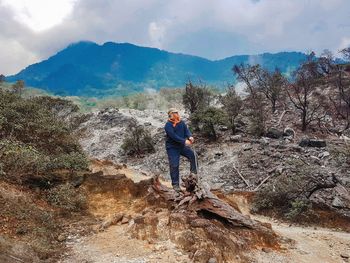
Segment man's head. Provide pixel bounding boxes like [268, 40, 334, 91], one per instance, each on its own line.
[168, 108, 180, 118]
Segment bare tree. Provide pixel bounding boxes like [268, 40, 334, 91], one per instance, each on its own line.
[233, 64, 260, 96]
[220, 86, 243, 134]
[255, 68, 287, 113]
[233, 64, 267, 136]
[328, 49, 350, 130]
[286, 53, 325, 131]
[340, 47, 350, 61]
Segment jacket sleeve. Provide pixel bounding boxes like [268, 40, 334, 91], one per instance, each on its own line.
[184, 122, 192, 138]
[165, 123, 186, 145]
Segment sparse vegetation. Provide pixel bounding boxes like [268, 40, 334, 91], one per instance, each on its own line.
[121, 121, 155, 156]
[220, 86, 243, 134]
[0, 89, 87, 184]
[182, 80, 214, 114]
[232, 64, 268, 136]
[252, 172, 313, 221]
[0, 86, 89, 261]
[46, 183, 87, 212]
[12, 79, 25, 95]
[191, 107, 227, 140]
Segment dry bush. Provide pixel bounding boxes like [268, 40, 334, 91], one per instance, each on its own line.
[121, 122, 155, 156]
[46, 183, 87, 212]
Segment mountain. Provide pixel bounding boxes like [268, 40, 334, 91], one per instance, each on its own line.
[7, 41, 307, 97]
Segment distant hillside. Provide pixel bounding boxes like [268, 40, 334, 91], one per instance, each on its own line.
[7, 41, 307, 97]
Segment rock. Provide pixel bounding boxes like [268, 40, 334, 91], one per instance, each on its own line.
[299, 138, 327, 148]
[332, 197, 345, 208]
[214, 152, 224, 157]
[265, 128, 283, 139]
[193, 249, 211, 263]
[243, 144, 253, 151]
[229, 135, 242, 142]
[57, 234, 66, 242]
[218, 125, 229, 131]
[236, 119, 246, 127]
[262, 247, 272, 253]
[208, 258, 217, 263]
[318, 151, 330, 159]
[100, 213, 124, 230]
[121, 216, 129, 224]
[259, 137, 270, 145]
[341, 253, 349, 259]
[283, 127, 295, 138]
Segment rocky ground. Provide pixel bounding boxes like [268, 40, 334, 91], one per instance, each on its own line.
[58, 162, 350, 263]
[64, 106, 350, 263]
[78, 107, 350, 219]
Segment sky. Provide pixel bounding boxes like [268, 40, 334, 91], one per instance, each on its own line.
[0, 0, 350, 75]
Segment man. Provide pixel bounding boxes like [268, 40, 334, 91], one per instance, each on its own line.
[164, 108, 197, 193]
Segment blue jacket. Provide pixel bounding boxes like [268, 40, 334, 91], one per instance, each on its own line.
[164, 120, 192, 148]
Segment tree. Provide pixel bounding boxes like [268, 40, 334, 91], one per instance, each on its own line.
[233, 64, 260, 96]
[220, 86, 242, 134]
[234, 64, 286, 113]
[233, 64, 267, 136]
[12, 80, 25, 95]
[191, 107, 227, 140]
[0, 74, 5, 83]
[340, 47, 350, 61]
[255, 68, 287, 113]
[327, 49, 350, 130]
[286, 53, 325, 131]
[182, 80, 213, 114]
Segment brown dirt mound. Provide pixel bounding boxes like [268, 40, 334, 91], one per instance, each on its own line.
[81, 167, 281, 262]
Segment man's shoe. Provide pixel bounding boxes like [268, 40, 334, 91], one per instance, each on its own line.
[173, 185, 182, 197]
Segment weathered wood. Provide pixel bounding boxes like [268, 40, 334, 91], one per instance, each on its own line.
[277, 110, 288, 126]
[233, 165, 250, 187]
[254, 175, 272, 192]
[150, 175, 267, 230]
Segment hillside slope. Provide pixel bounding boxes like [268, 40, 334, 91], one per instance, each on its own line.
[7, 41, 306, 96]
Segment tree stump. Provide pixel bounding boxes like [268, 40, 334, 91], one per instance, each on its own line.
[149, 174, 275, 231]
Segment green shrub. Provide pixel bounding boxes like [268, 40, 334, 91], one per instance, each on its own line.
[285, 199, 311, 220]
[121, 122, 155, 156]
[252, 171, 313, 221]
[31, 96, 79, 121]
[191, 107, 228, 140]
[49, 152, 88, 171]
[0, 140, 48, 182]
[0, 90, 88, 185]
[220, 87, 243, 134]
[246, 93, 267, 137]
[0, 90, 81, 155]
[46, 183, 87, 212]
[182, 80, 214, 114]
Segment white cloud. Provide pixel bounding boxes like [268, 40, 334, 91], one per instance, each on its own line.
[1, 0, 350, 75]
[339, 37, 350, 52]
[2, 0, 77, 31]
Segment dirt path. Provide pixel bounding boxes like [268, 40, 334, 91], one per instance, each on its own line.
[230, 193, 350, 262]
[252, 215, 350, 263]
[59, 224, 190, 263]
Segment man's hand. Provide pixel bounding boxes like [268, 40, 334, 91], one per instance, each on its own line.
[185, 139, 192, 146]
[189, 137, 194, 143]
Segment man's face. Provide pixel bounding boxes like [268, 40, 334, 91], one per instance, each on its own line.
[170, 112, 179, 119]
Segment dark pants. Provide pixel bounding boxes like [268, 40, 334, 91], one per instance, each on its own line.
[166, 146, 198, 187]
